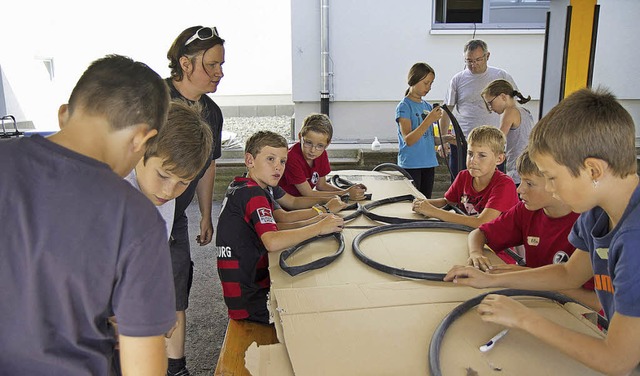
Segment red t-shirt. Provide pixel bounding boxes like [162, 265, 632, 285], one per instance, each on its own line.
[279, 142, 331, 197]
[479, 201, 594, 290]
[444, 169, 518, 216]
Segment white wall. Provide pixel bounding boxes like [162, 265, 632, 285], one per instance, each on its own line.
[291, 0, 640, 143]
[0, 0, 292, 130]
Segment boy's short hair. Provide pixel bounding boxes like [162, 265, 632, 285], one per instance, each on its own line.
[467, 125, 506, 156]
[68, 54, 169, 132]
[143, 101, 213, 179]
[529, 88, 636, 178]
[516, 149, 542, 177]
[300, 113, 333, 143]
[245, 131, 288, 157]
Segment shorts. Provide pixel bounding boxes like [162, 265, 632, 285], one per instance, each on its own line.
[170, 222, 194, 311]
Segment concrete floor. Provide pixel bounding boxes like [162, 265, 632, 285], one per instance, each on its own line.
[183, 199, 227, 376]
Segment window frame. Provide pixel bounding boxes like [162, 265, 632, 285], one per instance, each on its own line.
[432, 0, 550, 31]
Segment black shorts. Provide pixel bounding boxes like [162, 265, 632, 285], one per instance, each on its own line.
[170, 226, 193, 311]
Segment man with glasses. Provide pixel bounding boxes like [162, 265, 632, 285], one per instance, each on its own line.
[440, 39, 518, 181]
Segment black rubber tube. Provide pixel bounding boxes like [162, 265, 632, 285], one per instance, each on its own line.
[428, 288, 608, 376]
[352, 221, 475, 281]
[372, 163, 415, 183]
[279, 232, 345, 276]
[360, 194, 467, 224]
[330, 174, 356, 189]
[441, 104, 467, 177]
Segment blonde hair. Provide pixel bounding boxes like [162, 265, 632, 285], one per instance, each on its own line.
[529, 88, 636, 178]
[467, 125, 505, 156]
[300, 113, 333, 143]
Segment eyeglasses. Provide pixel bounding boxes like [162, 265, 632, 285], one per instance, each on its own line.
[484, 96, 499, 112]
[464, 54, 486, 65]
[185, 27, 219, 46]
[302, 139, 326, 151]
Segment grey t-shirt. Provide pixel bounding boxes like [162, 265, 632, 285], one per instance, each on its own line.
[506, 107, 535, 184]
[0, 136, 176, 375]
[125, 169, 175, 239]
[444, 66, 517, 137]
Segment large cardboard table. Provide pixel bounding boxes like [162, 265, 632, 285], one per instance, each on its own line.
[239, 170, 607, 375]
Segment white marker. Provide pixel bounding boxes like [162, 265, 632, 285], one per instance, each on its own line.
[479, 329, 509, 352]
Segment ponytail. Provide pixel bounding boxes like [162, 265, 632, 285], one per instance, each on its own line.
[513, 90, 531, 104]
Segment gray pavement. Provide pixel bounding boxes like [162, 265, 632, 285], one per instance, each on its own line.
[183, 199, 227, 376]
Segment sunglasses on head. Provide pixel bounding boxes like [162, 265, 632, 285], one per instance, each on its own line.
[185, 27, 219, 46]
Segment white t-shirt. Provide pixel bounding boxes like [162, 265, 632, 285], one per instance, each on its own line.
[444, 66, 517, 137]
[124, 170, 175, 240]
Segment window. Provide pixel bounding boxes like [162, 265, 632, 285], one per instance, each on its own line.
[433, 0, 550, 30]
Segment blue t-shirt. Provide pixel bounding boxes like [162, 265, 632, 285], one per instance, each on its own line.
[0, 136, 176, 375]
[395, 97, 438, 169]
[569, 184, 640, 320]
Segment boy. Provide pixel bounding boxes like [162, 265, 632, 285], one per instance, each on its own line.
[445, 88, 640, 375]
[125, 101, 213, 238]
[412, 125, 518, 228]
[278, 113, 367, 200]
[216, 131, 344, 323]
[466, 149, 598, 310]
[0, 55, 176, 375]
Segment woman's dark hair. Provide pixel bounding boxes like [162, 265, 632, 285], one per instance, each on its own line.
[405, 62, 435, 96]
[482, 79, 531, 104]
[167, 26, 225, 81]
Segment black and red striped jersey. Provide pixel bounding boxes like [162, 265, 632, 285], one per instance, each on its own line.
[215, 177, 278, 323]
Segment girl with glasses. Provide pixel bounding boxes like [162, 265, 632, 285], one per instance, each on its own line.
[481, 79, 534, 186]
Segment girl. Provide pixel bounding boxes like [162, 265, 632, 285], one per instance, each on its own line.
[395, 63, 450, 198]
[481, 79, 534, 185]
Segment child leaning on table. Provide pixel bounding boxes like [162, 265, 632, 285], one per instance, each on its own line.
[125, 101, 213, 238]
[278, 113, 367, 200]
[412, 125, 519, 228]
[466, 149, 598, 310]
[216, 130, 344, 324]
[445, 88, 640, 375]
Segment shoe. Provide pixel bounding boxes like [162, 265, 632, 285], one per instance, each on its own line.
[167, 367, 190, 376]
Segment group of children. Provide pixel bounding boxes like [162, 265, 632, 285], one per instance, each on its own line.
[2, 49, 639, 375]
[219, 84, 640, 375]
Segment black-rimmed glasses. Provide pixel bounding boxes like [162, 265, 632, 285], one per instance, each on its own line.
[185, 27, 219, 46]
[484, 96, 498, 113]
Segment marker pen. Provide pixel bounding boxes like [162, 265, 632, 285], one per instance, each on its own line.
[479, 329, 509, 352]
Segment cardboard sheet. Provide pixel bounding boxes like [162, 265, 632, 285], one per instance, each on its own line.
[263, 170, 610, 375]
[245, 342, 295, 376]
[278, 299, 605, 376]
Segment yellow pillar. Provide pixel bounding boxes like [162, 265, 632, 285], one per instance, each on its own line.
[564, 0, 597, 97]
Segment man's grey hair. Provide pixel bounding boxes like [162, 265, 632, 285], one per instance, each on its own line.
[464, 39, 488, 54]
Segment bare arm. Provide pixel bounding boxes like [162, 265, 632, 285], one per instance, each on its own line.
[444, 249, 594, 291]
[467, 228, 493, 271]
[413, 199, 503, 228]
[479, 296, 640, 375]
[397, 107, 442, 146]
[260, 214, 344, 252]
[499, 107, 520, 135]
[297, 179, 367, 200]
[277, 193, 334, 210]
[195, 161, 215, 245]
[119, 335, 167, 375]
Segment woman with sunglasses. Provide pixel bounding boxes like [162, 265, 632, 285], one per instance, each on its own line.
[481, 79, 533, 186]
[164, 26, 225, 376]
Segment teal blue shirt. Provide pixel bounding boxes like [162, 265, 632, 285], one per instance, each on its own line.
[395, 97, 438, 169]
